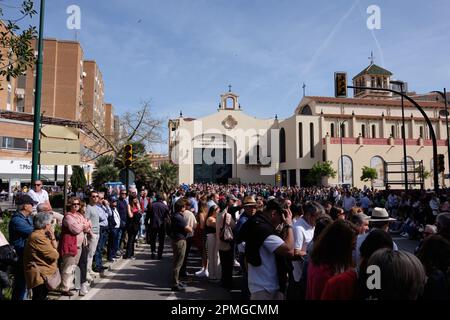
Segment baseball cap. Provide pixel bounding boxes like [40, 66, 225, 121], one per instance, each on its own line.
[16, 194, 38, 206]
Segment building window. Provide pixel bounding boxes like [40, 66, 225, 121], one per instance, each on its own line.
[371, 77, 375, 87]
[298, 123, 303, 158]
[322, 150, 326, 161]
[377, 77, 382, 88]
[341, 123, 346, 138]
[372, 125, 376, 138]
[361, 124, 366, 138]
[300, 105, 312, 115]
[330, 123, 335, 138]
[419, 126, 424, 138]
[1, 137, 31, 151]
[391, 125, 395, 138]
[310, 123, 314, 158]
[280, 128, 286, 163]
[383, 77, 388, 88]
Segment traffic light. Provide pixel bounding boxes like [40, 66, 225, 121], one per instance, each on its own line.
[334, 72, 347, 98]
[438, 154, 445, 173]
[124, 144, 133, 167]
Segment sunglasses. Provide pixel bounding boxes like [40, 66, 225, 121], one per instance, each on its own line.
[34, 184, 42, 186]
[91, 195, 99, 198]
[72, 203, 80, 206]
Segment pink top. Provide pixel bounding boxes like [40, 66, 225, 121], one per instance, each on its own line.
[63, 211, 91, 246]
[306, 262, 335, 300]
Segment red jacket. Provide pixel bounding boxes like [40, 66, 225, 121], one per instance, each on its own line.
[58, 226, 78, 257]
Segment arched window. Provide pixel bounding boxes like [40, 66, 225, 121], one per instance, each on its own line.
[322, 150, 326, 161]
[225, 97, 234, 109]
[298, 123, 303, 158]
[338, 155, 353, 186]
[419, 126, 424, 138]
[341, 123, 346, 138]
[372, 125, 377, 138]
[330, 123, 335, 138]
[361, 124, 366, 138]
[391, 125, 395, 138]
[310, 123, 314, 158]
[370, 156, 385, 187]
[300, 105, 312, 115]
[280, 128, 286, 163]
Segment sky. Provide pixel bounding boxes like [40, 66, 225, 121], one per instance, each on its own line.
[3, 0, 450, 153]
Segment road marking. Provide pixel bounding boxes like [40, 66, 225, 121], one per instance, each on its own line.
[80, 257, 132, 300]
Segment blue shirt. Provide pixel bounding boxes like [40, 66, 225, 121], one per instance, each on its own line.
[9, 210, 34, 258]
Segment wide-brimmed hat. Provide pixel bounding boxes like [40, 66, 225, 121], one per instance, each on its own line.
[369, 207, 396, 222]
[243, 196, 257, 206]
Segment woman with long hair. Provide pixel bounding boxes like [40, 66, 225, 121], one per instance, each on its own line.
[124, 196, 142, 259]
[59, 197, 92, 296]
[206, 205, 221, 281]
[306, 220, 357, 300]
[195, 201, 209, 278]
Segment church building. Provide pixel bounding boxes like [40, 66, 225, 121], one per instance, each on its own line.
[169, 62, 449, 189]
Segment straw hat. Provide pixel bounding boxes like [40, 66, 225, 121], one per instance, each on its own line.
[369, 207, 396, 222]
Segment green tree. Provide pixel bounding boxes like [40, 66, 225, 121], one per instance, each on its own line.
[92, 155, 119, 189]
[415, 166, 430, 180]
[360, 166, 378, 189]
[0, 1, 38, 88]
[307, 161, 336, 186]
[70, 165, 86, 192]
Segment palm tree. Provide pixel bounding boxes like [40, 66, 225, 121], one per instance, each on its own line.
[153, 162, 178, 193]
[92, 155, 119, 189]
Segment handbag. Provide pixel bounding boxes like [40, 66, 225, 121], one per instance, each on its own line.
[219, 213, 234, 243]
[31, 262, 61, 291]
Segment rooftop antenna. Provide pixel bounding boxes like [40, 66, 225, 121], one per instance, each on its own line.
[369, 51, 375, 65]
[302, 83, 306, 97]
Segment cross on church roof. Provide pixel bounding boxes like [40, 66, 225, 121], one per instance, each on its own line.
[369, 51, 375, 64]
[228, 84, 232, 92]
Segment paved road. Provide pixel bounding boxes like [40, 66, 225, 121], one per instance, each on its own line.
[79, 242, 239, 300]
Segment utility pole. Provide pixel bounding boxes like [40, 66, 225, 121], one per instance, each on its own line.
[31, 0, 45, 184]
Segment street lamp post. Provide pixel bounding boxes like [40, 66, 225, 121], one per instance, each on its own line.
[340, 120, 347, 186]
[433, 89, 449, 184]
[31, 0, 46, 185]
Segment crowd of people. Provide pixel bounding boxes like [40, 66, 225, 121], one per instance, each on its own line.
[0, 181, 449, 300]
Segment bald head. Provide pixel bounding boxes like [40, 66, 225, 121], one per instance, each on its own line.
[37, 202, 52, 213]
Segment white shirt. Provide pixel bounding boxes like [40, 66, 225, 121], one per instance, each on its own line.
[248, 235, 284, 294]
[292, 217, 314, 282]
[28, 188, 49, 205]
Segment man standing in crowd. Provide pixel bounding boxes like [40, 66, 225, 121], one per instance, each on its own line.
[94, 194, 110, 272]
[117, 189, 129, 256]
[290, 202, 319, 299]
[207, 193, 220, 210]
[354, 207, 398, 266]
[85, 191, 105, 274]
[239, 199, 294, 300]
[235, 196, 258, 299]
[342, 191, 356, 215]
[180, 198, 197, 277]
[9, 194, 36, 300]
[108, 196, 121, 262]
[360, 193, 372, 215]
[27, 180, 52, 212]
[171, 199, 193, 291]
[148, 193, 169, 259]
[351, 212, 370, 235]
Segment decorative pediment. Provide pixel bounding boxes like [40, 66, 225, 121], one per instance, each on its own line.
[222, 115, 238, 130]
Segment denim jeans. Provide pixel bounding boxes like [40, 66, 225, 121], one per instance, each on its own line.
[108, 228, 120, 260]
[94, 227, 109, 268]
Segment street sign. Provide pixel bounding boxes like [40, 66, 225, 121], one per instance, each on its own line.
[119, 168, 135, 186]
[40, 125, 81, 166]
